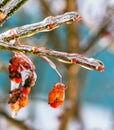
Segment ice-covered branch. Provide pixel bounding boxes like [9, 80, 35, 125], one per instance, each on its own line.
[0, 12, 81, 42]
[0, 42, 104, 72]
[0, 0, 10, 8]
[0, 0, 28, 26]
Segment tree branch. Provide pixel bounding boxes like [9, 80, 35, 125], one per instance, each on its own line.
[0, 0, 10, 8]
[81, 6, 114, 53]
[59, 1, 82, 130]
[0, 12, 81, 42]
[0, 0, 28, 26]
[0, 42, 104, 72]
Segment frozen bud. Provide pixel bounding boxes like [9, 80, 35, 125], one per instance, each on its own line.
[48, 82, 67, 108]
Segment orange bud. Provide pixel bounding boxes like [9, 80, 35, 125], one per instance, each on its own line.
[48, 82, 67, 108]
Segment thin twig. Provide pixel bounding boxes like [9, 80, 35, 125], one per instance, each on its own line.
[81, 6, 114, 53]
[39, 0, 52, 15]
[0, 62, 8, 72]
[0, 42, 104, 72]
[0, 12, 81, 42]
[41, 56, 63, 82]
[0, 0, 28, 26]
[0, 110, 34, 130]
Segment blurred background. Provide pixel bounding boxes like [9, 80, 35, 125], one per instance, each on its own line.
[0, 0, 114, 130]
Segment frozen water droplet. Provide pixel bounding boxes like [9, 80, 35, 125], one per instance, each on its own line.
[21, 66, 31, 86]
[11, 81, 19, 90]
